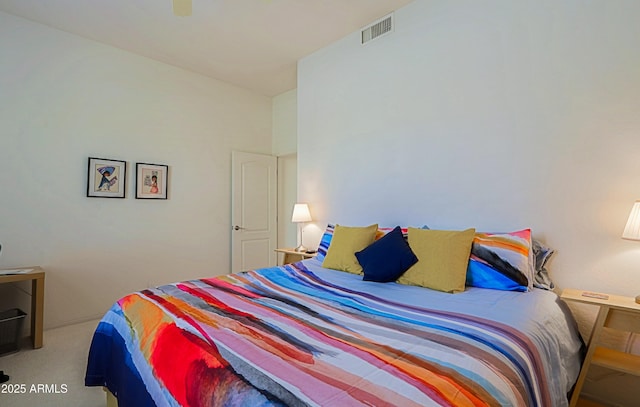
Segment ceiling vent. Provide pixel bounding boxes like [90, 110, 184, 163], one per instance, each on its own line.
[361, 13, 393, 45]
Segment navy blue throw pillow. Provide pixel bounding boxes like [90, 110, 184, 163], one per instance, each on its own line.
[355, 226, 418, 283]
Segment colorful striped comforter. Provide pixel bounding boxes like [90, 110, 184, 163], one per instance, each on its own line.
[85, 260, 583, 407]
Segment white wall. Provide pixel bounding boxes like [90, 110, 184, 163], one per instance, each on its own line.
[298, 0, 640, 403]
[273, 89, 299, 250]
[0, 12, 272, 328]
[272, 89, 297, 156]
[277, 154, 298, 250]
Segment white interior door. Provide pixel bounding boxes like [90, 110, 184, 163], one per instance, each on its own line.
[231, 151, 277, 273]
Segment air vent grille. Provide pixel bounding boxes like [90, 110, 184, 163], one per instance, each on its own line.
[361, 14, 393, 44]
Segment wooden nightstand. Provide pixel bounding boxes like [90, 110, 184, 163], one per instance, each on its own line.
[561, 288, 640, 407]
[0, 267, 45, 349]
[274, 248, 317, 265]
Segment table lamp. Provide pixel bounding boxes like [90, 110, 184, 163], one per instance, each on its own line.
[622, 200, 640, 303]
[291, 203, 312, 252]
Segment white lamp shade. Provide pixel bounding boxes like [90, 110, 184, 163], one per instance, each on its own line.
[291, 203, 312, 223]
[622, 201, 640, 241]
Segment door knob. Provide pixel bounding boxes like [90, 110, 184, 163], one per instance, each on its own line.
[233, 225, 245, 231]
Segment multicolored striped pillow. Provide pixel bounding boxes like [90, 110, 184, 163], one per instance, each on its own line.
[466, 229, 533, 291]
[315, 224, 335, 262]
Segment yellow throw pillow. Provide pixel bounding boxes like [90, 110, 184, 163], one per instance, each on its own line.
[322, 224, 378, 274]
[398, 227, 476, 293]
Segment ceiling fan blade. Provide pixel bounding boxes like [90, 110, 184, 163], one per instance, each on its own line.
[172, 0, 192, 17]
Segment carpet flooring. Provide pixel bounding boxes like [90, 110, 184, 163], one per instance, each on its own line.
[0, 319, 105, 407]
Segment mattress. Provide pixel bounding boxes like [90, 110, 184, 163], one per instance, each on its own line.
[85, 258, 583, 406]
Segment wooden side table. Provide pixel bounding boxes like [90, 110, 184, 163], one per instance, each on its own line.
[0, 267, 45, 348]
[274, 248, 317, 265]
[561, 288, 640, 406]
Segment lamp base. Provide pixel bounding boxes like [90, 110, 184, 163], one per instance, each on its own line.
[636, 295, 640, 304]
[295, 245, 308, 253]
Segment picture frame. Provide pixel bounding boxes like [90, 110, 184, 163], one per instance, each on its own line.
[136, 162, 168, 199]
[87, 157, 127, 198]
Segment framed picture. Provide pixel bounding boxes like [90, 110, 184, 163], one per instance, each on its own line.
[87, 157, 126, 198]
[136, 162, 168, 199]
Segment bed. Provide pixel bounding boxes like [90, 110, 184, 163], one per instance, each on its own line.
[85, 256, 583, 407]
